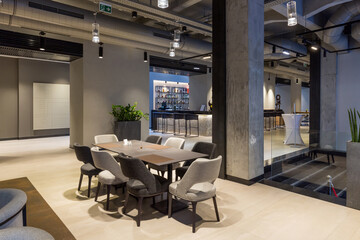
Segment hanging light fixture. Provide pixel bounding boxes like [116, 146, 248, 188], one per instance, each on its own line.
[99, 42, 103, 59]
[158, 0, 168, 8]
[92, 13, 100, 43]
[144, 52, 148, 62]
[287, 1, 297, 26]
[169, 42, 175, 57]
[39, 31, 46, 51]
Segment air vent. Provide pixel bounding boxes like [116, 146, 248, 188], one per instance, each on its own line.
[29, 2, 84, 19]
[153, 32, 173, 40]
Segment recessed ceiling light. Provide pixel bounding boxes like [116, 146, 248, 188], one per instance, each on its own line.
[311, 46, 318, 51]
[193, 67, 200, 70]
[202, 55, 211, 60]
[282, 50, 290, 55]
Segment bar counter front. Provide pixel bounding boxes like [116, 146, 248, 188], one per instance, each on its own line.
[151, 110, 212, 136]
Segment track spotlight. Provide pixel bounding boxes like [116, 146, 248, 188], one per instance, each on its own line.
[99, 42, 103, 59]
[39, 31, 46, 51]
[144, 51, 148, 62]
[132, 11, 137, 19]
[182, 26, 187, 32]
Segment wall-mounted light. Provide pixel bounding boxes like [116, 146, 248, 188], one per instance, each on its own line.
[132, 11, 137, 19]
[158, 0, 168, 8]
[287, 1, 297, 26]
[282, 50, 290, 55]
[144, 51, 148, 62]
[39, 31, 46, 51]
[99, 42, 103, 59]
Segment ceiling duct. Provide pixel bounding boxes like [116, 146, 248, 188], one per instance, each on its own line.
[351, 22, 360, 42]
[265, 61, 309, 79]
[323, 0, 360, 50]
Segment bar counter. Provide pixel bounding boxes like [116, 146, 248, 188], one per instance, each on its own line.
[151, 110, 212, 136]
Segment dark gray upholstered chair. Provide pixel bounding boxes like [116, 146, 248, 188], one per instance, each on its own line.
[0, 189, 27, 229]
[175, 142, 217, 180]
[91, 148, 128, 210]
[74, 143, 101, 198]
[168, 156, 222, 233]
[145, 135, 162, 145]
[118, 155, 170, 227]
[147, 137, 185, 177]
[0, 227, 54, 240]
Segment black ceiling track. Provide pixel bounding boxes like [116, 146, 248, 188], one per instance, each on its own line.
[150, 56, 208, 74]
[0, 29, 83, 58]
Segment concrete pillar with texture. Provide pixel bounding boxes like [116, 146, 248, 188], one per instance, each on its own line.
[225, 0, 264, 181]
[320, 50, 337, 149]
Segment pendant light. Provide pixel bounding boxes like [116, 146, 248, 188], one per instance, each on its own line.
[92, 13, 100, 43]
[287, 1, 297, 26]
[39, 31, 46, 51]
[158, 0, 168, 8]
[99, 42, 103, 59]
[169, 42, 175, 57]
[173, 29, 181, 48]
[144, 52, 148, 62]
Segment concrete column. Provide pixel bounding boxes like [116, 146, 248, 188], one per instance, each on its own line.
[225, 0, 264, 181]
[320, 50, 337, 148]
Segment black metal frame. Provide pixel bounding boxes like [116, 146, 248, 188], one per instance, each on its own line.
[0, 204, 27, 227]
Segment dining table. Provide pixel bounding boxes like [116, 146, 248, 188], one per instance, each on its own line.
[94, 140, 208, 214]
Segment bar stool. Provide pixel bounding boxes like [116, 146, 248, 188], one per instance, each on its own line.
[162, 113, 174, 133]
[173, 113, 186, 135]
[153, 113, 163, 132]
[185, 114, 199, 136]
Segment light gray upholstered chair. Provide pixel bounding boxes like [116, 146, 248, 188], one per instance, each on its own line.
[118, 155, 170, 227]
[74, 143, 101, 198]
[168, 156, 222, 233]
[147, 137, 185, 176]
[91, 147, 128, 210]
[94, 134, 119, 144]
[0, 189, 27, 229]
[145, 135, 162, 145]
[0, 227, 54, 240]
[176, 142, 217, 180]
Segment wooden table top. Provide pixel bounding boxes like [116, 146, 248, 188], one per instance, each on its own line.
[95, 140, 208, 166]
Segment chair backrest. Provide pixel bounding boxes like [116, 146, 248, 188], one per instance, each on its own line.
[117, 155, 159, 194]
[73, 143, 94, 165]
[177, 156, 222, 196]
[94, 134, 119, 144]
[0, 189, 27, 227]
[183, 142, 217, 167]
[90, 148, 128, 181]
[164, 137, 185, 149]
[145, 135, 162, 145]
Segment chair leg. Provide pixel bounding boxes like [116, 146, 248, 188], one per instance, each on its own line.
[137, 197, 143, 227]
[95, 182, 101, 202]
[22, 204, 27, 226]
[123, 190, 129, 214]
[106, 185, 111, 210]
[87, 175, 92, 198]
[213, 196, 220, 222]
[78, 173, 83, 191]
[168, 193, 173, 218]
[191, 202, 197, 233]
[161, 171, 165, 177]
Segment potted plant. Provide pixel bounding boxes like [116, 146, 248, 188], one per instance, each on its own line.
[110, 102, 148, 141]
[347, 108, 360, 209]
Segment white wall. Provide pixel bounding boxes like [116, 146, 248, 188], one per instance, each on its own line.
[275, 84, 291, 113]
[71, 41, 150, 146]
[263, 72, 275, 109]
[336, 50, 360, 149]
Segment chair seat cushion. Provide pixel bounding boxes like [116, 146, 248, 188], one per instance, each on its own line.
[98, 170, 125, 185]
[81, 163, 101, 175]
[175, 166, 189, 178]
[127, 175, 169, 196]
[148, 163, 181, 172]
[169, 181, 216, 202]
[0, 227, 54, 240]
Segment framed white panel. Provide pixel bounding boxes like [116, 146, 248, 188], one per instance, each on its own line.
[33, 83, 70, 130]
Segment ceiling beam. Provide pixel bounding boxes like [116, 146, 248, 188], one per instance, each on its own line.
[303, 0, 353, 18]
[172, 0, 202, 12]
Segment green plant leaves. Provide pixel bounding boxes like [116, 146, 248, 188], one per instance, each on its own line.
[110, 102, 148, 121]
[348, 108, 360, 142]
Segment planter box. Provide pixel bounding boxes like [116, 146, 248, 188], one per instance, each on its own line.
[114, 121, 141, 141]
[346, 141, 360, 209]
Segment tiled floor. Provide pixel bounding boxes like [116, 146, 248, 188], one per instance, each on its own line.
[1, 136, 360, 240]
